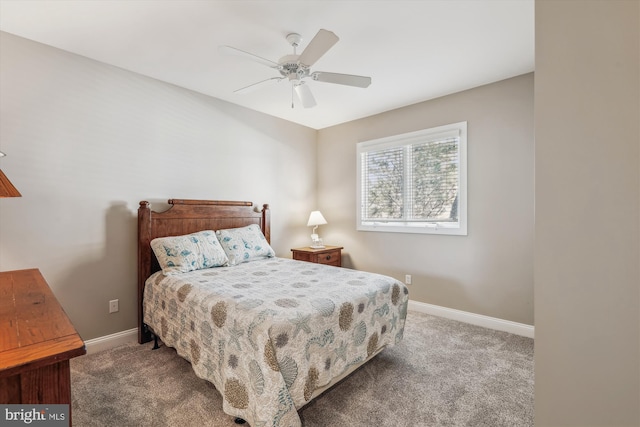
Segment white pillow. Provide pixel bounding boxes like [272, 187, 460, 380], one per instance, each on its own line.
[151, 230, 229, 275]
[216, 224, 275, 266]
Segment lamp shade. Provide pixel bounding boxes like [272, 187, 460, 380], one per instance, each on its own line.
[0, 152, 21, 198]
[307, 211, 327, 227]
[0, 169, 21, 197]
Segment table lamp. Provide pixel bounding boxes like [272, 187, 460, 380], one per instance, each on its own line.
[307, 210, 327, 248]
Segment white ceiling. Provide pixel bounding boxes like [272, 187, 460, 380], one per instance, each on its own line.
[0, 0, 534, 130]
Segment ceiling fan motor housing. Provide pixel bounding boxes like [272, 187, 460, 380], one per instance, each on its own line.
[278, 54, 310, 80]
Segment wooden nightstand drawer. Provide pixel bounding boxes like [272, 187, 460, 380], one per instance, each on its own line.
[291, 246, 343, 267]
[317, 250, 340, 265]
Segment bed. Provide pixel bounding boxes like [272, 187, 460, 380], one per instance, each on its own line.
[138, 199, 409, 427]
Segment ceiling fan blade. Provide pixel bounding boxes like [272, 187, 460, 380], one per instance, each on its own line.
[298, 29, 339, 67]
[311, 71, 372, 88]
[234, 77, 284, 94]
[219, 45, 279, 68]
[294, 83, 317, 108]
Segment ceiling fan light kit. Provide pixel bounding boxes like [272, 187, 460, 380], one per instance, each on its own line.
[221, 29, 371, 108]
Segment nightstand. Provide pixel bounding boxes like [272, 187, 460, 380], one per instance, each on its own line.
[291, 246, 343, 267]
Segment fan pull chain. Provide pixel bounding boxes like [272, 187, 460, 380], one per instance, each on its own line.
[291, 84, 294, 109]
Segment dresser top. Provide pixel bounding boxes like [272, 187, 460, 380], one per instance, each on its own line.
[0, 269, 85, 374]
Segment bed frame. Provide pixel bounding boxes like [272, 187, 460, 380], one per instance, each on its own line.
[137, 199, 400, 426]
[137, 199, 270, 345]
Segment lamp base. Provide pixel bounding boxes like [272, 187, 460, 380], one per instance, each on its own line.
[310, 234, 324, 249]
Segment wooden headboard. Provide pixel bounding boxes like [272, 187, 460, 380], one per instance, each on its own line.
[137, 199, 270, 344]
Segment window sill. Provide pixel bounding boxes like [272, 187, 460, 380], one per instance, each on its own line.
[357, 222, 467, 236]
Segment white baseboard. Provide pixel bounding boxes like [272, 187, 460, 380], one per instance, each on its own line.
[83, 301, 533, 355]
[84, 327, 138, 355]
[408, 300, 534, 338]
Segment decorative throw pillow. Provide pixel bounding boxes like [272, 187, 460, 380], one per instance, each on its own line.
[216, 224, 275, 266]
[151, 230, 229, 275]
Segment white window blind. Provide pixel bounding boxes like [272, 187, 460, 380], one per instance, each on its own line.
[357, 122, 467, 235]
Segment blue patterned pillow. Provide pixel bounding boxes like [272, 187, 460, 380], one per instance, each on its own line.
[151, 230, 229, 275]
[215, 224, 275, 266]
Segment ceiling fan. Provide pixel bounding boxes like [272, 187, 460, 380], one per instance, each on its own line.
[220, 29, 372, 108]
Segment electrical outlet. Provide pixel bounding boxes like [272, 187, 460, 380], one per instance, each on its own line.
[405, 274, 412, 285]
[109, 299, 119, 313]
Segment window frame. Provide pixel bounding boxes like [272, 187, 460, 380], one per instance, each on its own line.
[356, 121, 467, 236]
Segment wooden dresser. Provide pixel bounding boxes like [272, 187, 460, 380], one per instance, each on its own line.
[291, 246, 343, 267]
[0, 269, 85, 408]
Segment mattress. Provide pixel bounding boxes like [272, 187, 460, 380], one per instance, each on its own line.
[143, 257, 408, 427]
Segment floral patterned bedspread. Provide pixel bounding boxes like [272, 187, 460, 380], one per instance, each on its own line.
[143, 257, 409, 427]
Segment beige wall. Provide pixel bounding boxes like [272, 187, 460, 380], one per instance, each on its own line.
[0, 32, 317, 340]
[317, 73, 535, 325]
[534, 1, 639, 426]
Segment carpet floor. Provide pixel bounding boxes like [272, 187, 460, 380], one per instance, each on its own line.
[71, 311, 534, 426]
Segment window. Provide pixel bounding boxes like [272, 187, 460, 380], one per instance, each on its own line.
[357, 121, 467, 235]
